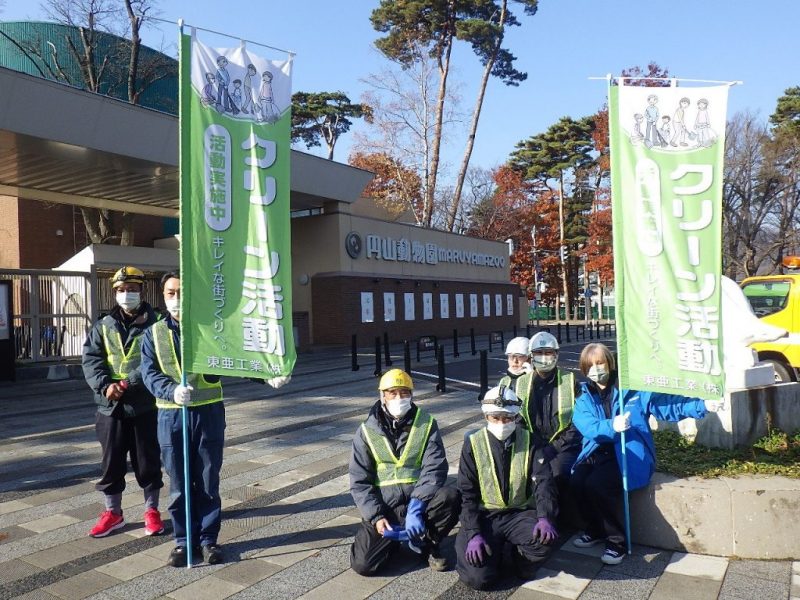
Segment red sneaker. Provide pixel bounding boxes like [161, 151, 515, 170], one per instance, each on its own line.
[143, 508, 165, 536]
[89, 511, 125, 538]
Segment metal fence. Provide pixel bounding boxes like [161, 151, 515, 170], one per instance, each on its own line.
[0, 269, 96, 363]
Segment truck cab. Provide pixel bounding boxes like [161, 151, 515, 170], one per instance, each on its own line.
[740, 268, 800, 382]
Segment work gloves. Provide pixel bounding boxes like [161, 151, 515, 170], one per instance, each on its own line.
[532, 517, 558, 544]
[173, 384, 193, 406]
[404, 498, 427, 544]
[465, 534, 492, 567]
[267, 375, 291, 389]
[704, 397, 726, 412]
[612, 411, 631, 432]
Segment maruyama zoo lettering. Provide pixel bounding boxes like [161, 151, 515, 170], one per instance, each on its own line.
[362, 234, 506, 268]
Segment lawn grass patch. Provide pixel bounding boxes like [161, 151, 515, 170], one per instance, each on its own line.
[654, 428, 800, 478]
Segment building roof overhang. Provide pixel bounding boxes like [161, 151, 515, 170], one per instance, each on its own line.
[0, 67, 373, 216]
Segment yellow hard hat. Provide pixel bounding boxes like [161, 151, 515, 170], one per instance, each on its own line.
[378, 368, 414, 391]
[110, 266, 145, 288]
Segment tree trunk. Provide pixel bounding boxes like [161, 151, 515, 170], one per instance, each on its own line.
[125, 0, 142, 104]
[424, 30, 454, 227]
[446, 0, 507, 231]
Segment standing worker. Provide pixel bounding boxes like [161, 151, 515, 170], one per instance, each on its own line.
[498, 337, 532, 393]
[349, 368, 461, 576]
[514, 332, 581, 519]
[571, 343, 725, 565]
[456, 385, 558, 590]
[82, 266, 164, 538]
[141, 271, 225, 567]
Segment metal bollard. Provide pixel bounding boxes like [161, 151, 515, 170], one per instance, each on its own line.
[526, 324, 531, 337]
[351, 334, 360, 371]
[404, 340, 411, 374]
[470, 328, 476, 355]
[556, 322, 562, 344]
[488, 333, 493, 353]
[596, 322, 601, 339]
[383, 332, 392, 366]
[436, 345, 446, 392]
[479, 350, 488, 402]
[374, 336, 382, 376]
[566, 323, 571, 343]
[589, 321, 594, 340]
[453, 329, 460, 358]
[513, 325, 517, 337]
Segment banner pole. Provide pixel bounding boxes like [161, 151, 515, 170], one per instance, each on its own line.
[177, 18, 193, 570]
[607, 73, 632, 556]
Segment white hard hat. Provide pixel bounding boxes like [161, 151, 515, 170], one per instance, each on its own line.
[529, 331, 559, 353]
[481, 385, 522, 417]
[505, 336, 530, 356]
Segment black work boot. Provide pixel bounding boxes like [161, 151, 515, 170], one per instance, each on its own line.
[167, 546, 187, 568]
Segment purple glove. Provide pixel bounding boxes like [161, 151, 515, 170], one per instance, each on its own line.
[465, 534, 492, 567]
[532, 517, 558, 544]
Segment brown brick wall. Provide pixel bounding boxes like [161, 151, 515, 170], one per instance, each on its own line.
[311, 274, 522, 346]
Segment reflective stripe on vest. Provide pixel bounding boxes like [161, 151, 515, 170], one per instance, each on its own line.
[361, 409, 434, 487]
[152, 320, 223, 409]
[101, 317, 142, 380]
[469, 427, 531, 510]
[519, 369, 575, 442]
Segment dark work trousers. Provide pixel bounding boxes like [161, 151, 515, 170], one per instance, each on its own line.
[95, 409, 163, 496]
[455, 509, 553, 590]
[158, 402, 226, 547]
[550, 448, 579, 529]
[350, 486, 461, 576]
[570, 448, 625, 547]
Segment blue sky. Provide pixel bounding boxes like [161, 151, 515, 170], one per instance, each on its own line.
[3, 0, 799, 180]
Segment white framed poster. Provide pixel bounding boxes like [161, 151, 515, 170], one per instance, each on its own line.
[483, 294, 491, 317]
[404, 292, 415, 321]
[361, 292, 374, 323]
[470, 294, 478, 318]
[384, 292, 395, 322]
[423, 292, 433, 320]
[455, 293, 465, 318]
[507, 294, 514, 315]
[495, 294, 503, 316]
[440, 293, 449, 319]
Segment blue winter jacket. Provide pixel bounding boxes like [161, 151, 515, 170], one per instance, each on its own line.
[571, 381, 707, 490]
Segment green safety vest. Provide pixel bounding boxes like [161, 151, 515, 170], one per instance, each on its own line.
[152, 319, 223, 409]
[101, 316, 142, 380]
[361, 409, 434, 487]
[517, 369, 575, 442]
[469, 427, 532, 510]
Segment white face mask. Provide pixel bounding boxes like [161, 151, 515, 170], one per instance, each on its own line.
[116, 292, 140, 312]
[587, 364, 610, 385]
[385, 397, 412, 418]
[532, 353, 557, 373]
[165, 297, 181, 318]
[487, 420, 516, 441]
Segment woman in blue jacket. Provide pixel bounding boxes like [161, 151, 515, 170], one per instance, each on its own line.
[570, 343, 723, 565]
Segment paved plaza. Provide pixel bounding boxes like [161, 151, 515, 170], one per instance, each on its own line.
[0, 345, 797, 600]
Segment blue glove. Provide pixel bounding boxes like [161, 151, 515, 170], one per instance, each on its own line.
[381, 527, 409, 542]
[405, 498, 427, 543]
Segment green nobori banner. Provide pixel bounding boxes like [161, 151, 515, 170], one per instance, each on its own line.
[609, 84, 727, 398]
[179, 32, 296, 380]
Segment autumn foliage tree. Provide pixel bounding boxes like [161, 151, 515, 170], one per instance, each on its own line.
[349, 151, 424, 222]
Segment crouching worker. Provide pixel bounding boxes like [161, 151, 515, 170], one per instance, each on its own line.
[456, 385, 558, 590]
[350, 368, 461, 575]
[571, 343, 725, 565]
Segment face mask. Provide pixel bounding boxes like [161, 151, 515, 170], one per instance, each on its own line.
[385, 397, 412, 418]
[116, 292, 140, 312]
[507, 363, 527, 376]
[587, 364, 609, 385]
[165, 297, 181, 318]
[532, 353, 557, 373]
[487, 420, 516, 441]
